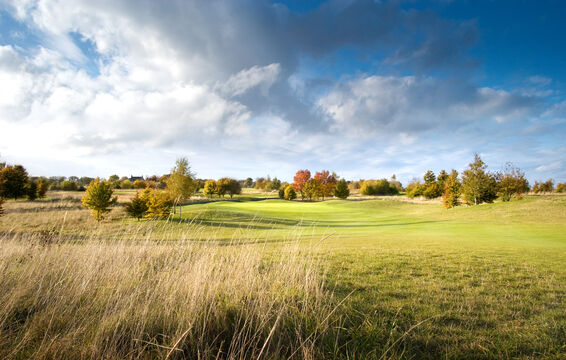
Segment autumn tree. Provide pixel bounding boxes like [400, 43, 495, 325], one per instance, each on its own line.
[36, 180, 48, 198]
[303, 179, 321, 200]
[442, 170, 461, 209]
[166, 157, 195, 205]
[495, 163, 530, 201]
[461, 154, 497, 205]
[145, 190, 173, 219]
[334, 179, 350, 199]
[314, 170, 337, 199]
[203, 180, 217, 198]
[81, 178, 118, 221]
[125, 192, 149, 220]
[133, 179, 147, 189]
[121, 179, 133, 189]
[61, 181, 78, 191]
[0, 164, 29, 200]
[556, 183, 565, 193]
[227, 178, 242, 198]
[216, 178, 231, 198]
[284, 185, 297, 200]
[293, 170, 311, 200]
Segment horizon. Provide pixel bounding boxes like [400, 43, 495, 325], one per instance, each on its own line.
[1, 0, 565, 184]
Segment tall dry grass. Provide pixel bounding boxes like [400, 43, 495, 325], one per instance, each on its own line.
[0, 221, 339, 359]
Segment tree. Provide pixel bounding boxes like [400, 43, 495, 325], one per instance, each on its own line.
[26, 181, 38, 201]
[334, 179, 350, 199]
[61, 181, 78, 191]
[303, 179, 321, 200]
[121, 179, 133, 189]
[556, 183, 565, 193]
[133, 179, 147, 189]
[293, 170, 311, 200]
[244, 177, 254, 188]
[166, 157, 195, 204]
[81, 178, 118, 221]
[36, 180, 48, 198]
[227, 178, 242, 198]
[442, 170, 461, 209]
[278, 188, 285, 199]
[461, 154, 497, 205]
[0, 196, 4, 217]
[495, 163, 529, 201]
[268, 177, 282, 191]
[0, 165, 29, 200]
[406, 179, 425, 198]
[284, 185, 297, 200]
[203, 180, 216, 198]
[145, 190, 173, 219]
[0, 178, 5, 217]
[125, 193, 149, 220]
[422, 170, 442, 199]
[314, 170, 337, 199]
[216, 178, 231, 198]
[108, 175, 121, 189]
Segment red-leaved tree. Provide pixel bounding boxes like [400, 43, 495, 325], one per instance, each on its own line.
[314, 170, 337, 199]
[293, 169, 311, 200]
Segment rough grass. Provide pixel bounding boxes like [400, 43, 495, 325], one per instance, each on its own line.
[1, 193, 565, 359]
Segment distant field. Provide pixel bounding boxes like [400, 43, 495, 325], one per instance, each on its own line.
[1, 194, 565, 358]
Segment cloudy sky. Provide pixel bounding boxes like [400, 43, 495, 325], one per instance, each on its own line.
[0, 0, 565, 183]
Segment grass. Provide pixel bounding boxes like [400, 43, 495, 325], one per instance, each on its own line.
[1, 193, 565, 358]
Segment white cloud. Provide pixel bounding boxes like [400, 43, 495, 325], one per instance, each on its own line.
[218, 63, 281, 97]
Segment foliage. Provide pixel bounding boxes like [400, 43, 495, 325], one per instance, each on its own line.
[227, 178, 242, 198]
[303, 179, 321, 200]
[133, 179, 147, 189]
[216, 178, 231, 198]
[495, 163, 530, 201]
[165, 157, 195, 202]
[461, 154, 497, 205]
[283, 185, 297, 200]
[334, 178, 350, 199]
[81, 178, 118, 221]
[0, 179, 4, 217]
[532, 179, 554, 193]
[61, 180, 78, 191]
[0, 196, 3, 217]
[292, 169, 311, 199]
[0, 164, 29, 200]
[314, 170, 337, 199]
[405, 179, 425, 198]
[278, 188, 285, 199]
[121, 179, 133, 189]
[36, 180, 48, 198]
[421, 170, 443, 199]
[556, 183, 565, 193]
[268, 177, 282, 191]
[360, 179, 399, 196]
[244, 177, 254, 188]
[145, 189, 173, 219]
[203, 180, 217, 198]
[26, 181, 38, 201]
[125, 193, 149, 220]
[442, 170, 461, 209]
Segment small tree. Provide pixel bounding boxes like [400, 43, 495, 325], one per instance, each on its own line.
[334, 179, 350, 199]
[0, 165, 29, 200]
[145, 190, 173, 219]
[442, 170, 461, 209]
[495, 163, 529, 201]
[227, 178, 242, 198]
[461, 154, 497, 205]
[81, 178, 118, 221]
[303, 179, 321, 200]
[284, 185, 297, 200]
[556, 183, 565, 193]
[26, 181, 38, 201]
[125, 193, 149, 220]
[203, 180, 216, 198]
[216, 178, 231, 198]
[314, 170, 337, 199]
[166, 157, 195, 204]
[36, 181, 48, 198]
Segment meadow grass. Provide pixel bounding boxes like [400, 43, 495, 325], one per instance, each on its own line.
[0, 193, 565, 359]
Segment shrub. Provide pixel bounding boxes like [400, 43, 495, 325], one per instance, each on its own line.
[36, 181, 48, 198]
[125, 193, 149, 220]
[145, 190, 173, 219]
[121, 179, 133, 189]
[61, 180, 78, 191]
[284, 185, 297, 200]
[133, 179, 147, 189]
[334, 179, 350, 199]
[26, 181, 38, 201]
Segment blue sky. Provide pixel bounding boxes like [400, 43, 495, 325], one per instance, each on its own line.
[0, 0, 564, 184]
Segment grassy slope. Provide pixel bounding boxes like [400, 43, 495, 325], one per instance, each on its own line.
[176, 196, 566, 359]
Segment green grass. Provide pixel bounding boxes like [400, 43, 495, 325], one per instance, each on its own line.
[173, 196, 566, 358]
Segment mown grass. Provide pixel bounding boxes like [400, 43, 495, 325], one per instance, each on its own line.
[1, 193, 565, 359]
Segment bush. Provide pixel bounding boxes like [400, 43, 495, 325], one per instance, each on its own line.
[133, 180, 147, 189]
[61, 180, 78, 191]
[361, 180, 398, 196]
[125, 193, 149, 220]
[145, 190, 173, 219]
[81, 179, 118, 221]
[121, 180, 133, 189]
[284, 185, 297, 200]
[334, 179, 350, 199]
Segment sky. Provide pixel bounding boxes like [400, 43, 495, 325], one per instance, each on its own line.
[0, 0, 565, 184]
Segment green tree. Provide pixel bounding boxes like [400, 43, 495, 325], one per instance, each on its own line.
[26, 181, 38, 201]
[0, 165, 29, 200]
[166, 157, 195, 204]
[81, 178, 118, 221]
[268, 177, 282, 191]
[125, 193, 149, 220]
[334, 179, 350, 199]
[244, 177, 254, 188]
[145, 190, 173, 219]
[216, 178, 232, 198]
[108, 175, 121, 189]
[442, 170, 461, 209]
[284, 185, 297, 200]
[461, 154, 497, 205]
[278, 188, 285, 199]
[121, 179, 133, 189]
